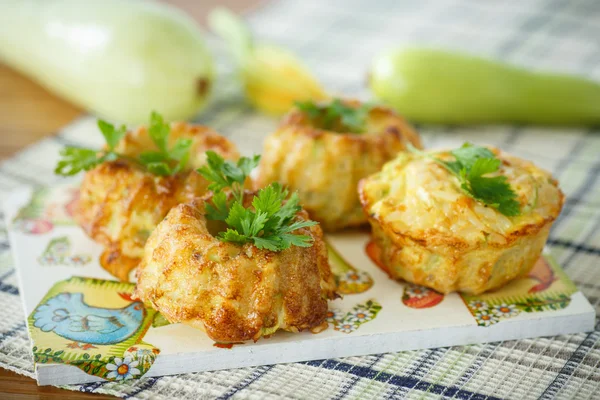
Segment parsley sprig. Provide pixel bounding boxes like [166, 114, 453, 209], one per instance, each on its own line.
[54, 112, 192, 177]
[197, 151, 260, 205]
[198, 151, 318, 251]
[295, 98, 372, 133]
[138, 112, 193, 175]
[55, 121, 126, 176]
[410, 143, 521, 216]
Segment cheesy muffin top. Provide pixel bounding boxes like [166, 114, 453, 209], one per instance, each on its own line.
[360, 146, 563, 248]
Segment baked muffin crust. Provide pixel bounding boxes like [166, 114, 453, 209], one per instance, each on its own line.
[257, 100, 422, 231]
[133, 193, 337, 342]
[359, 147, 564, 294]
[75, 123, 239, 281]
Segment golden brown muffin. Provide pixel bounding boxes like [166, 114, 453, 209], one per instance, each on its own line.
[75, 123, 239, 281]
[256, 99, 422, 231]
[359, 147, 564, 294]
[133, 192, 337, 343]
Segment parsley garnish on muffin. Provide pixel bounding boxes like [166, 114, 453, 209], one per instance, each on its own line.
[198, 151, 318, 251]
[410, 143, 520, 216]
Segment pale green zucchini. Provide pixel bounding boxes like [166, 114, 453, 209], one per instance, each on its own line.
[0, 0, 214, 124]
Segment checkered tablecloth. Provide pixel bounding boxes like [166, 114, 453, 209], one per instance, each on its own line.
[1, 0, 600, 398]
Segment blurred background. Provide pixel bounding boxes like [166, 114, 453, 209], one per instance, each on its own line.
[2, 0, 600, 160]
[0, 0, 262, 160]
[1, 0, 600, 398]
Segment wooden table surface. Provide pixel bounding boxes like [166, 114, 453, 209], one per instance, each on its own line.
[0, 1, 261, 398]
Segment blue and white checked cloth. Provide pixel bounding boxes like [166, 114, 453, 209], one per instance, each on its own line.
[1, 0, 599, 398]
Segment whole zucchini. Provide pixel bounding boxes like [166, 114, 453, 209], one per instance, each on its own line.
[370, 48, 600, 126]
[0, 0, 214, 124]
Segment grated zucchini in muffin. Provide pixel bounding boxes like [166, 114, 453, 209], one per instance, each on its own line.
[359, 145, 563, 294]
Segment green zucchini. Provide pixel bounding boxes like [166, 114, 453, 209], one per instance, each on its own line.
[0, 0, 214, 124]
[369, 48, 600, 126]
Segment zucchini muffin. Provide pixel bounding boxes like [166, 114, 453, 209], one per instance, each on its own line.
[133, 192, 337, 343]
[359, 147, 564, 294]
[256, 99, 422, 231]
[76, 123, 239, 281]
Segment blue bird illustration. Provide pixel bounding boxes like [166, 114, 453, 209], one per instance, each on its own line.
[33, 292, 145, 345]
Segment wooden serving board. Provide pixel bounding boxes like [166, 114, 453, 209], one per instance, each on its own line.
[4, 185, 595, 386]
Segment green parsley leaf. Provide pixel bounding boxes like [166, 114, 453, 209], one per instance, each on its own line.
[295, 101, 321, 119]
[295, 98, 372, 133]
[197, 151, 259, 202]
[278, 233, 315, 247]
[247, 211, 269, 237]
[450, 143, 495, 172]
[205, 191, 230, 221]
[467, 158, 520, 216]
[170, 138, 193, 161]
[225, 201, 250, 232]
[148, 111, 170, 153]
[219, 228, 250, 245]
[468, 157, 500, 176]
[251, 236, 283, 251]
[271, 191, 302, 227]
[277, 219, 318, 234]
[97, 120, 127, 151]
[200, 152, 260, 224]
[251, 183, 288, 217]
[238, 154, 262, 177]
[214, 186, 318, 251]
[138, 112, 194, 175]
[55, 112, 193, 177]
[56, 119, 124, 176]
[170, 138, 193, 174]
[199, 152, 318, 251]
[409, 143, 521, 217]
[138, 151, 168, 164]
[144, 162, 173, 176]
[54, 147, 107, 176]
[197, 151, 231, 191]
[334, 99, 371, 133]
